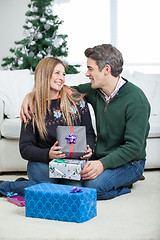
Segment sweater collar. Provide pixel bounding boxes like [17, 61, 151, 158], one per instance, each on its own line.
[99, 76, 127, 103]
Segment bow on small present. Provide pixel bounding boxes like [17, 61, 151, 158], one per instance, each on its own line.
[54, 159, 66, 163]
[66, 133, 77, 144]
[7, 192, 18, 197]
[70, 187, 83, 193]
[66, 126, 77, 158]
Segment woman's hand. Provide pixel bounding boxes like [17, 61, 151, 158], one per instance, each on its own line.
[49, 141, 66, 160]
[80, 145, 92, 160]
[20, 93, 32, 123]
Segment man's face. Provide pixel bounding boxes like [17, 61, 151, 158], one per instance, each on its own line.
[86, 58, 105, 89]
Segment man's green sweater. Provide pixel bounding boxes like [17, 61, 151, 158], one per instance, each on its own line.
[74, 80, 150, 170]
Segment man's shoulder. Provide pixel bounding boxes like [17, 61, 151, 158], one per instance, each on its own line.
[122, 80, 144, 95]
[72, 83, 93, 94]
[122, 81, 150, 106]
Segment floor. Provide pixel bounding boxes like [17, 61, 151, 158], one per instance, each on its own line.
[0, 170, 160, 240]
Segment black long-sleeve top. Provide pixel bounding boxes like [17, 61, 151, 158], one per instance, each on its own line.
[19, 98, 95, 164]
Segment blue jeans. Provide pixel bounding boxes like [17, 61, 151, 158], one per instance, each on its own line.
[83, 158, 146, 200]
[0, 162, 83, 197]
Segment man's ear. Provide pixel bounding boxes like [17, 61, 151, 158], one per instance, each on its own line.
[104, 64, 111, 76]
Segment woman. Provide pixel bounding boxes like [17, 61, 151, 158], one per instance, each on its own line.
[0, 57, 95, 198]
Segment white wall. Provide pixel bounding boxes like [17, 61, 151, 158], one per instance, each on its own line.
[53, 0, 110, 69]
[0, 0, 29, 69]
[1, 0, 159, 74]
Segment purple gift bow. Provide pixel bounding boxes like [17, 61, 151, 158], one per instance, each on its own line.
[66, 133, 77, 144]
[70, 186, 83, 193]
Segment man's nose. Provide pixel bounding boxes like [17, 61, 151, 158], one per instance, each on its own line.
[85, 71, 90, 77]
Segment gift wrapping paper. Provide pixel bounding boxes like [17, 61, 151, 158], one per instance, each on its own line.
[25, 183, 97, 223]
[7, 195, 25, 207]
[49, 159, 86, 180]
[56, 126, 87, 159]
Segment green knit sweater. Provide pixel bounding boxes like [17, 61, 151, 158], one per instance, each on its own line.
[73, 80, 151, 170]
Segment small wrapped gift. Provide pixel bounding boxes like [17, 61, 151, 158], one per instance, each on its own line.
[7, 192, 25, 207]
[25, 183, 97, 223]
[49, 159, 86, 180]
[56, 126, 87, 159]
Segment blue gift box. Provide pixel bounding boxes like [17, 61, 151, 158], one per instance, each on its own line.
[25, 183, 97, 223]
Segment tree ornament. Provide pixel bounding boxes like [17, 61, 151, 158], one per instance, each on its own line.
[45, 38, 51, 42]
[18, 59, 23, 65]
[61, 47, 66, 53]
[30, 41, 36, 45]
[45, 6, 52, 15]
[28, 51, 34, 57]
[30, 28, 35, 34]
[21, 47, 27, 54]
[44, 24, 50, 30]
[46, 47, 51, 53]
[59, 38, 63, 45]
[53, 37, 60, 48]
[27, 22, 32, 28]
[37, 53, 43, 58]
[46, 20, 53, 25]
[37, 32, 43, 39]
[32, 6, 38, 12]
[21, 49, 26, 54]
[40, 17, 46, 23]
[41, 50, 46, 55]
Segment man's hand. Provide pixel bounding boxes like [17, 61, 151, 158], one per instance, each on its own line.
[81, 160, 104, 180]
[80, 145, 92, 160]
[49, 141, 66, 160]
[20, 93, 32, 123]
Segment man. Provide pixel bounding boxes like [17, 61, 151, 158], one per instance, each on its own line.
[20, 44, 150, 200]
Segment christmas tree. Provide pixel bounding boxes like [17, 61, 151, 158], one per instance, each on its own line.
[1, 0, 80, 74]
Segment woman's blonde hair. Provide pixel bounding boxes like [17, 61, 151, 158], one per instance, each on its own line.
[30, 57, 85, 139]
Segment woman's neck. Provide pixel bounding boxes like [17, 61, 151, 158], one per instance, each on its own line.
[50, 90, 60, 100]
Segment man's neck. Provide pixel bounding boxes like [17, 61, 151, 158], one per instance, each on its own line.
[101, 75, 120, 97]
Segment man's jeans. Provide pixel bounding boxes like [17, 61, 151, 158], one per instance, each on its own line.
[0, 161, 83, 197]
[0, 158, 145, 199]
[83, 158, 146, 200]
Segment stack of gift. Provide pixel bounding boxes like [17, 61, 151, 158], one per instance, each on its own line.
[25, 183, 97, 223]
[49, 126, 87, 181]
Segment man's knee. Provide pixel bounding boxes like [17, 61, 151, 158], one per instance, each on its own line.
[83, 179, 112, 200]
[83, 178, 109, 194]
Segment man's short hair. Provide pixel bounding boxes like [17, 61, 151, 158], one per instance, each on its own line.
[84, 44, 123, 77]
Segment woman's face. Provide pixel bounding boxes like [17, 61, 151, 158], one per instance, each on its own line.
[50, 63, 65, 96]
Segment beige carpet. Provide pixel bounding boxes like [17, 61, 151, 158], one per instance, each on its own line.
[0, 170, 160, 240]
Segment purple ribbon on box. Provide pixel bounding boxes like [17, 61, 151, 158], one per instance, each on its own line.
[70, 187, 83, 193]
[66, 133, 77, 144]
